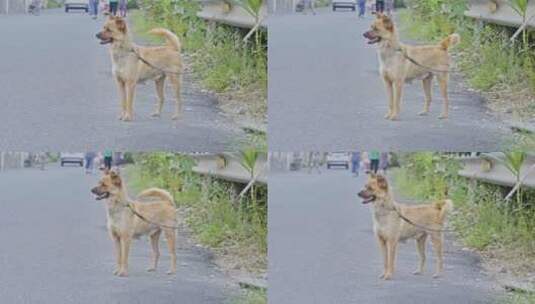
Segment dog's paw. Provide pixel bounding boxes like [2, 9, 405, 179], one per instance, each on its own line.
[166, 269, 176, 275]
[113, 269, 120, 275]
[382, 273, 392, 280]
[150, 112, 161, 118]
[438, 114, 448, 119]
[432, 273, 441, 278]
[171, 114, 180, 120]
[117, 270, 128, 277]
[147, 267, 156, 272]
[384, 113, 392, 120]
[417, 110, 429, 116]
[412, 270, 423, 275]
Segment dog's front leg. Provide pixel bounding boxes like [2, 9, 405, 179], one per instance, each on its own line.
[123, 81, 136, 122]
[390, 81, 404, 120]
[112, 233, 121, 275]
[383, 77, 394, 120]
[116, 78, 127, 120]
[437, 74, 449, 119]
[384, 239, 398, 280]
[377, 235, 388, 279]
[117, 236, 132, 277]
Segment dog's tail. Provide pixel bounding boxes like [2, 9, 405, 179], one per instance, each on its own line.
[137, 188, 175, 207]
[439, 33, 460, 50]
[149, 28, 181, 52]
[434, 199, 453, 222]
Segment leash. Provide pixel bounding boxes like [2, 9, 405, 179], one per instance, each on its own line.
[126, 203, 180, 230]
[129, 47, 181, 75]
[390, 205, 455, 233]
[395, 47, 455, 74]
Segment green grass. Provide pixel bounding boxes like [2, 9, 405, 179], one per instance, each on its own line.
[124, 153, 267, 272]
[499, 292, 535, 304]
[228, 289, 267, 304]
[129, 5, 267, 102]
[392, 153, 535, 274]
[398, 5, 535, 117]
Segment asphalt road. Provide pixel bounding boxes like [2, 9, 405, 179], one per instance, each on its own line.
[0, 10, 244, 151]
[268, 169, 499, 304]
[0, 165, 235, 303]
[268, 9, 510, 151]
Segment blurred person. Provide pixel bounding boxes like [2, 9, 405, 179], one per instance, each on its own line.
[351, 152, 361, 176]
[85, 152, 96, 174]
[385, 0, 394, 15]
[358, 0, 366, 18]
[369, 151, 380, 174]
[375, 0, 384, 13]
[103, 150, 113, 171]
[118, 0, 127, 17]
[380, 152, 389, 174]
[89, 0, 99, 19]
[109, 0, 118, 16]
[302, 0, 316, 15]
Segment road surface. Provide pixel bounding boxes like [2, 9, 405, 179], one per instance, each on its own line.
[268, 169, 500, 304]
[0, 10, 245, 151]
[268, 9, 510, 151]
[0, 165, 236, 303]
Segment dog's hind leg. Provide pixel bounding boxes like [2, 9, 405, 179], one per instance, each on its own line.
[383, 77, 394, 120]
[430, 233, 444, 278]
[151, 76, 166, 118]
[168, 74, 182, 120]
[437, 73, 449, 119]
[147, 229, 162, 272]
[164, 228, 177, 274]
[418, 74, 433, 116]
[413, 234, 427, 275]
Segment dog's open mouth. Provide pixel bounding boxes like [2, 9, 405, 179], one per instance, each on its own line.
[94, 192, 110, 200]
[363, 31, 381, 45]
[98, 38, 113, 45]
[358, 191, 376, 204]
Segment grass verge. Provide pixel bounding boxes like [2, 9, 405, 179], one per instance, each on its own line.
[129, 1, 267, 119]
[397, 3, 535, 119]
[392, 153, 535, 280]
[125, 153, 267, 275]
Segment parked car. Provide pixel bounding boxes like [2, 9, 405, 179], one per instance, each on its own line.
[60, 153, 84, 167]
[332, 0, 356, 11]
[65, 0, 89, 13]
[326, 152, 350, 169]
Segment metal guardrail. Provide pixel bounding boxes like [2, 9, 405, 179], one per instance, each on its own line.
[197, 0, 267, 29]
[457, 153, 535, 188]
[192, 153, 267, 184]
[466, 0, 535, 29]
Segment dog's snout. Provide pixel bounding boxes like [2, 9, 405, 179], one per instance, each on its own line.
[91, 187, 99, 194]
[357, 190, 366, 198]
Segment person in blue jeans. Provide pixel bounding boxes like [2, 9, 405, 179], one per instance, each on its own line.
[89, 0, 99, 19]
[85, 152, 96, 174]
[351, 152, 361, 176]
[358, 0, 366, 18]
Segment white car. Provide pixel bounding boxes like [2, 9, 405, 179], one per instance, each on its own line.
[326, 152, 350, 169]
[65, 0, 89, 13]
[332, 0, 357, 11]
[60, 153, 84, 167]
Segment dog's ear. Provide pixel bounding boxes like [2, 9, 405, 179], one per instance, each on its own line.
[115, 18, 127, 34]
[381, 15, 394, 32]
[376, 175, 388, 191]
[109, 171, 122, 187]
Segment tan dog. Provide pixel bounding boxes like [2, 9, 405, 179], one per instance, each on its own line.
[91, 170, 177, 277]
[357, 174, 453, 280]
[363, 13, 460, 120]
[96, 16, 182, 121]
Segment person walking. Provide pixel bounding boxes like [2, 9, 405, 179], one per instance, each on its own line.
[385, 0, 393, 16]
[369, 151, 380, 174]
[307, 152, 322, 174]
[84, 152, 96, 174]
[118, 0, 127, 17]
[88, 0, 99, 19]
[358, 0, 366, 18]
[351, 152, 361, 176]
[302, 0, 316, 15]
[375, 0, 385, 14]
[103, 150, 113, 171]
[109, 0, 118, 16]
[380, 152, 389, 174]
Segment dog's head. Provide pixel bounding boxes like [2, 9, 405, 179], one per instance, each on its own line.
[357, 173, 389, 204]
[96, 16, 127, 45]
[363, 13, 395, 45]
[91, 170, 123, 201]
